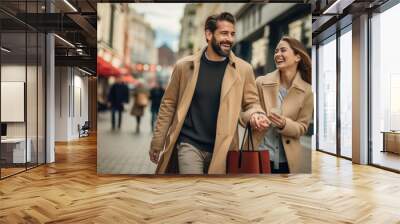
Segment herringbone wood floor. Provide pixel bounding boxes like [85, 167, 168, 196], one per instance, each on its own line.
[0, 134, 399, 224]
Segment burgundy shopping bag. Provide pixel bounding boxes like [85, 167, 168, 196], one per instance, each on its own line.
[227, 124, 271, 174]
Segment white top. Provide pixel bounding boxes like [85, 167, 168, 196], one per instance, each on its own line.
[258, 86, 288, 170]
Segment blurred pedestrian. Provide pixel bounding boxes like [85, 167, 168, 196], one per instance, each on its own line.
[149, 82, 165, 132]
[149, 12, 268, 175]
[131, 82, 149, 133]
[241, 36, 313, 174]
[108, 76, 129, 130]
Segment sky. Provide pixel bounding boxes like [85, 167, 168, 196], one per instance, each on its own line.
[129, 3, 186, 52]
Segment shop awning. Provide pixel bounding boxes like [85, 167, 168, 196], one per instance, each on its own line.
[121, 75, 138, 84]
[97, 56, 122, 77]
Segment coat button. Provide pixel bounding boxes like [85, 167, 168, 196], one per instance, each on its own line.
[286, 140, 290, 144]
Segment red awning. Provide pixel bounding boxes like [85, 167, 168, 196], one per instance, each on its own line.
[121, 75, 138, 84]
[97, 56, 122, 77]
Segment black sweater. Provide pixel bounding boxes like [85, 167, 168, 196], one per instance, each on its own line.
[179, 52, 229, 152]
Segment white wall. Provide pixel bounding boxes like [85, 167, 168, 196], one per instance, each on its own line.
[55, 66, 69, 141]
[54, 67, 89, 141]
[71, 73, 89, 138]
[1, 65, 26, 81]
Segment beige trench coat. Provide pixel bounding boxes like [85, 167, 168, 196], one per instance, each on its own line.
[241, 70, 314, 173]
[150, 47, 263, 174]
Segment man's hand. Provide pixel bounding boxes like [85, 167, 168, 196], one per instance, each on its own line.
[249, 113, 270, 131]
[149, 148, 161, 164]
[268, 112, 286, 129]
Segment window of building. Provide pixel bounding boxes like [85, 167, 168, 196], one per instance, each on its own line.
[370, 3, 400, 171]
[317, 35, 337, 155]
[339, 26, 352, 158]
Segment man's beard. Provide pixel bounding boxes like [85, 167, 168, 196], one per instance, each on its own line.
[211, 35, 232, 57]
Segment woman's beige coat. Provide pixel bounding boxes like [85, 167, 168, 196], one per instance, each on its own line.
[241, 70, 314, 173]
[150, 47, 264, 174]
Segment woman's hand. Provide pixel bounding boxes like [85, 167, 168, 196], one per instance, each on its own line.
[249, 113, 271, 132]
[268, 112, 286, 129]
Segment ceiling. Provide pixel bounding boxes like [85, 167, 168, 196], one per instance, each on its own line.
[0, 0, 97, 74]
[311, 0, 390, 43]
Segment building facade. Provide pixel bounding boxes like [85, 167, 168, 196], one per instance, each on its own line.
[178, 3, 311, 77]
[128, 6, 158, 81]
[97, 3, 130, 70]
[178, 4, 198, 58]
[97, 3, 158, 103]
[233, 3, 311, 76]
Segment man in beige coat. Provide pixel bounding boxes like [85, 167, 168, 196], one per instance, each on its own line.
[149, 12, 268, 174]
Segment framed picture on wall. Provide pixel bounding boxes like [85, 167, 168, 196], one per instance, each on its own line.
[1, 81, 25, 122]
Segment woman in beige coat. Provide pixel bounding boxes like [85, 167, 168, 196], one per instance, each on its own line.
[242, 36, 313, 173]
[130, 83, 149, 134]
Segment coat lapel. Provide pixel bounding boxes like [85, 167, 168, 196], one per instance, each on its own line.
[176, 49, 202, 123]
[281, 71, 307, 118]
[260, 70, 307, 118]
[220, 52, 240, 102]
[260, 70, 280, 113]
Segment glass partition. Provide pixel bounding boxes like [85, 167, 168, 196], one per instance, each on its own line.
[1, 31, 28, 177]
[27, 31, 38, 169]
[38, 32, 45, 165]
[370, 3, 400, 171]
[0, 1, 46, 179]
[317, 35, 337, 155]
[339, 26, 352, 158]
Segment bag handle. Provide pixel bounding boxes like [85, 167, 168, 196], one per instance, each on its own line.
[247, 123, 255, 151]
[239, 122, 255, 152]
[238, 122, 255, 168]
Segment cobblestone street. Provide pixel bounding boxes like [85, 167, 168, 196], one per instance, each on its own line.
[97, 101, 311, 174]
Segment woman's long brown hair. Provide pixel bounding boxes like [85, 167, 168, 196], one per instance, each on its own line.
[280, 36, 311, 84]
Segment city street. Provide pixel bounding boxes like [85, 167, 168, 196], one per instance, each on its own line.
[96, 3, 314, 175]
[97, 101, 157, 174]
[97, 98, 312, 175]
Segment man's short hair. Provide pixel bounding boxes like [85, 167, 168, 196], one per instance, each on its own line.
[204, 12, 236, 33]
